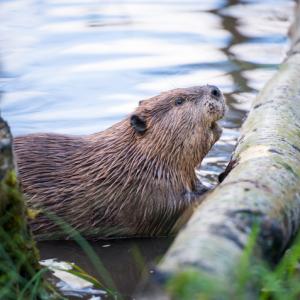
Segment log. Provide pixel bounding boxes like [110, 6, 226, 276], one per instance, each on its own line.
[289, 0, 300, 54]
[137, 2, 300, 298]
[0, 117, 59, 299]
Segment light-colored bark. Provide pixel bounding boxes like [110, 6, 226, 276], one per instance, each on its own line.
[137, 2, 300, 298]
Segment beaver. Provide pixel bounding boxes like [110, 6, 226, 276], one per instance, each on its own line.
[13, 85, 226, 240]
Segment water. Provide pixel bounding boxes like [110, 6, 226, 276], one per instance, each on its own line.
[0, 0, 294, 299]
[38, 238, 173, 299]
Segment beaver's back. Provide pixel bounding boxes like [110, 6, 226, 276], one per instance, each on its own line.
[14, 133, 84, 198]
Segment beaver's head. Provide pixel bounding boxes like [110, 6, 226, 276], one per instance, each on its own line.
[130, 85, 226, 166]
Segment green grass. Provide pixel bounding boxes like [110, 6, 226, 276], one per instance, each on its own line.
[0, 171, 63, 300]
[43, 211, 120, 299]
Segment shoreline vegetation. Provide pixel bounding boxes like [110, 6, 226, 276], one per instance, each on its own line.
[137, 1, 300, 299]
[0, 117, 61, 299]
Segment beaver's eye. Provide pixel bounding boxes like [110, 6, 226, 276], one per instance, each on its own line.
[175, 97, 186, 106]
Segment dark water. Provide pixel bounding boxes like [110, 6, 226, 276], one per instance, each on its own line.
[38, 238, 173, 299]
[0, 0, 294, 299]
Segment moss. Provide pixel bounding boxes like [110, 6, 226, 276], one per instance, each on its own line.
[0, 170, 61, 300]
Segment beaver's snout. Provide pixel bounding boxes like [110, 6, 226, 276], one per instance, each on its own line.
[208, 85, 222, 100]
[204, 85, 225, 116]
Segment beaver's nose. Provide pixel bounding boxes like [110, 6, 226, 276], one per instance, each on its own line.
[209, 85, 222, 99]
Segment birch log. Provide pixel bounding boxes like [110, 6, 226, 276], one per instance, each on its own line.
[137, 2, 300, 298]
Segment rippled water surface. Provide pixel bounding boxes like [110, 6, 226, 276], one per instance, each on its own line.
[0, 0, 294, 299]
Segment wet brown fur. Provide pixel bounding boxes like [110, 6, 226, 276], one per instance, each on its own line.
[13, 85, 225, 240]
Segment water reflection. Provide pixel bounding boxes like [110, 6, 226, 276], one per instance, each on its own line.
[38, 238, 173, 300]
[0, 0, 232, 136]
[0, 0, 294, 298]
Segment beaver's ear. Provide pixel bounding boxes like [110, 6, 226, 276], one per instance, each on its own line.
[130, 114, 147, 134]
